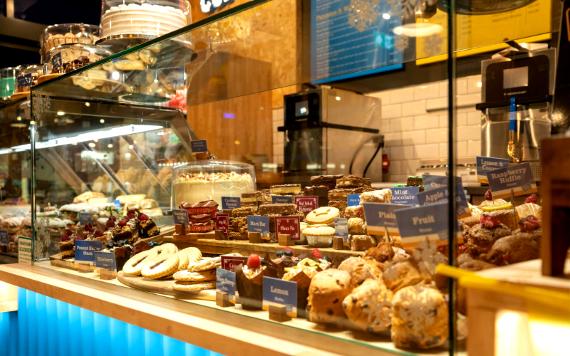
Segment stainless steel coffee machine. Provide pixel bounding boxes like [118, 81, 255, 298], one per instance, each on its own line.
[477, 47, 555, 180]
[279, 87, 384, 182]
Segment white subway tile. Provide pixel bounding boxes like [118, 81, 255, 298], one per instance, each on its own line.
[457, 93, 480, 108]
[388, 160, 403, 175]
[389, 174, 407, 183]
[389, 146, 414, 160]
[382, 103, 402, 119]
[272, 108, 284, 121]
[457, 141, 468, 158]
[438, 114, 449, 128]
[456, 112, 467, 126]
[388, 87, 415, 104]
[414, 144, 440, 160]
[439, 143, 449, 159]
[390, 117, 405, 132]
[402, 100, 427, 116]
[384, 132, 403, 145]
[467, 111, 482, 125]
[414, 115, 437, 130]
[456, 77, 468, 95]
[426, 128, 448, 144]
[413, 83, 440, 100]
[402, 130, 426, 145]
[467, 75, 483, 94]
[438, 81, 448, 97]
[467, 139, 481, 157]
[402, 159, 420, 175]
[426, 97, 447, 112]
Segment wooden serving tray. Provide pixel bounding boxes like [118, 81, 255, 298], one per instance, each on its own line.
[117, 272, 215, 300]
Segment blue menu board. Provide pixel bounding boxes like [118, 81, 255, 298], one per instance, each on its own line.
[311, 0, 404, 84]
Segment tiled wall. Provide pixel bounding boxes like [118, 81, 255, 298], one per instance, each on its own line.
[272, 74, 484, 182]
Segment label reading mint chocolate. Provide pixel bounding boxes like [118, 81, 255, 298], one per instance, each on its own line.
[363, 203, 406, 235]
[221, 255, 247, 271]
[476, 156, 509, 177]
[487, 162, 537, 198]
[94, 251, 116, 271]
[190, 140, 208, 153]
[216, 268, 236, 296]
[0, 230, 8, 246]
[347, 194, 361, 207]
[172, 209, 189, 225]
[294, 196, 318, 214]
[272, 195, 293, 204]
[395, 203, 448, 244]
[275, 216, 300, 240]
[390, 187, 419, 206]
[75, 240, 103, 262]
[221, 196, 241, 210]
[215, 214, 229, 236]
[262, 276, 298, 317]
[247, 215, 270, 234]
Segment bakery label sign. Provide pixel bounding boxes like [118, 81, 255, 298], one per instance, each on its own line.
[221, 255, 247, 271]
[275, 216, 300, 241]
[78, 211, 92, 225]
[247, 215, 270, 234]
[262, 276, 297, 317]
[75, 240, 103, 262]
[190, 139, 208, 153]
[200, 0, 234, 13]
[476, 156, 509, 178]
[221, 196, 241, 210]
[94, 251, 116, 271]
[363, 203, 406, 235]
[334, 217, 348, 238]
[390, 187, 419, 206]
[395, 202, 448, 243]
[172, 209, 189, 225]
[216, 268, 236, 300]
[417, 186, 469, 216]
[18, 236, 32, 265]
[294, 196, 318, 214]
[0, 230, 8, 246]
[215, 214, 229, 237]
[347, 194, 361, 207]
[272, 195, 293, 204]
[487, 162, 537, 198]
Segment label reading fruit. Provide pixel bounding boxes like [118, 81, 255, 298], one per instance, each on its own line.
[347, 194, 361, 207]
[75, 240, 103, 262]
[395, 202, 448, 244]
[0, 230, 8, 246]
[216, 268, 236, 299]
[294, 196, 319, 214]
[94, 251, 116, 271]
[487, 162, 537, 198]
[390, 187, 419, 206]
[275, 216, 300, 241]
[247, 215, 270, 234]
[190, 139, 208, 153]
[221, 197, 240, 210]
[271, 195, 293, 204]
[215, 214, 229, 236]
[363, 203, 406, 235]
[221, 255, 247, 271]
[262, 276, 297, 317]
[172, 209, 189, 225]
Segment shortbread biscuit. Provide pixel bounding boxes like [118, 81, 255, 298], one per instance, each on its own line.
[173, 269, 216, 282]
[141, 253, 179, 280]
[188, 257, 221, 272]
[172, 281, 216, 293]
[177, 247, 202, 270]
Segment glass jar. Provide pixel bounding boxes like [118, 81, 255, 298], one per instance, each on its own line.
[100, 0, 191, 40]
[0, 67, 17, 99]
[15, 65, 42, 93]
[45, 44, 112, 74]
[40, 23, 101, 63]
[172, 160, 256, 207]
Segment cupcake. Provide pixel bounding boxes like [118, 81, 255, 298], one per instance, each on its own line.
[236, 254, 273, 310]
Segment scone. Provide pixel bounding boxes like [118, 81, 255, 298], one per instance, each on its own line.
[347, 217, 366, 235]
[382, 260, 424, 291]
[391, 285, 448, 349]
[350, 235, 376, 251]
[307, 269, 352, 326]
[338, 257, 381, 287]
[342, 279, 393, 334]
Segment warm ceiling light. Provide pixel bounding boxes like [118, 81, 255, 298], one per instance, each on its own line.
[393, 23, 443, 37]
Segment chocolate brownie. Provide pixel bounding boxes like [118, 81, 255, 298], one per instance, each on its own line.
[310, 175, 343, 190]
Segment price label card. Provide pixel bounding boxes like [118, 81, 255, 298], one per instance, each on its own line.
[294, 196, 318, 214]
[75, 240, 103, 262]
[0, 230, 8, 246]
[390, 187, 419, 206]
[78, 212, 92, 225]
[18, 236, 32, 265]
[94, 251, 117, 271]
[221, 197, 241, 210]
[347, 194, 361, 207]
[476, 156, 509, 178]
[487, 162, 537, 198]
[275, 216, 301, 240]
[221, 255, 247, 271]
[247, 215, 270, 234]
[272, 195, 293, 204]
[190, 139, 208, 153]
[363, 203, 406, 235]
[172, 209, 189, 225]
[395, 203, 448, 244]
[215, 214, 229, 236]
[334, 217, 348, 238]
[417, 186, 469, 216]
[262, 276, 298, 317]
[216, 268, 236, 300]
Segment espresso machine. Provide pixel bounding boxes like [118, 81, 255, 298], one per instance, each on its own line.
[278, 87, 384, 182]
[477, 47, 555, 180]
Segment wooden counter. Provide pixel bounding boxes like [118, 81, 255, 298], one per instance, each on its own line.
[0, 262, 448, 356]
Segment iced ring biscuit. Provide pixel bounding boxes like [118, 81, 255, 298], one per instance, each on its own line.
[122, 249, 157, 276]
[305, 207, 340, 225]
[188, 257, 221, 272]
[173, 269, 216, 282]
[141, 253, 179, 279]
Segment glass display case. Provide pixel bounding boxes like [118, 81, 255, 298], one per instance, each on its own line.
[0, 0, 562, 355]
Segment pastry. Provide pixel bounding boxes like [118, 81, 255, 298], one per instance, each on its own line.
[180, 200, 218, 217]
[342, 279, 393, 334]
[305, 207, 340, 225]
[270, 184, 302, 195]
[172, 281, 216, 293]
[338, 257, 381, 287]
[347, 218, 366, 235]
[465, 217, 511, 257]
[483, 232, 539, 266]
[344, 205, 364, 219]
[137, 213, 159, 238]
[391, 285, 448, 349]
[176, 247, 202, 270]
[188, 257, 221, 272]
[328, 188, 366, 201]
[141, 253, 179, 279]
[382, 260, 425, 291]
[307, 269, 352, 326]
[173, 172, 255, 207]
[360, 189, 393, 203]
[515, 202, 542, 220]
[173, 269, 216, 282]
[482, 210, 517, 230]
[122, 249, 158, 276]
[282, 263, 319, 315]
[303, 226, 336, 247]
[310, 175, 343, 190]
[236, 254, 271, 310]
[258, 203, 297, 216]
[73, 191, 106, 203]
[303, 185, 329, 206]
[336, 175, 372, 188]
[350, 235, 376, 251]
[328, 200, 347, 215]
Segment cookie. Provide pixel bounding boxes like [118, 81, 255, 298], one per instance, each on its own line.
[172, 281, 216, 293]
[122, 249, 157, 276]
[258, 203, 297, 216]
[155, 243, 179, 255]
[177, 247, 202, 270]
[141, 253, 179, 280]
[336, 175, 371, 188]
[270, 184, 301, 195]
[173, 269, 216, 282]
[343, 279, 393, 334]
[305, 207, 340, 225]
[307, 269, 352, 326]
[188, 257, 221, 272]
